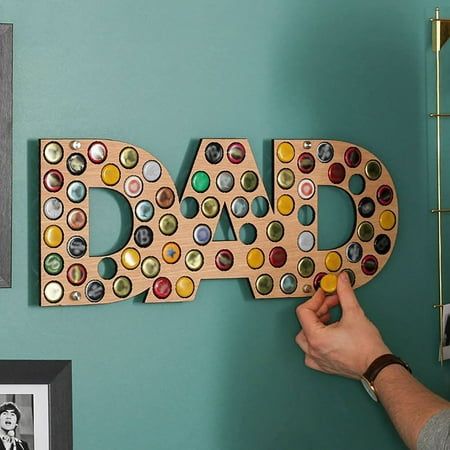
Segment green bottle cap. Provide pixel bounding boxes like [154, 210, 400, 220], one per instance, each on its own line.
[191, 171, 210, 193]
[44, 253, 64, 275]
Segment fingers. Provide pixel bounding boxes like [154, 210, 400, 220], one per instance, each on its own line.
[316, 294, 339, 317]
[297, 288, 327, 315]
[296, 289, 327, 335]
[295, 331, 308, 353]
[337, 272, 362, 314]
[318, 312, 331, 324]
[296, 292, 337, 336]
[296, 333, 322, 373]
[297, 309, 325, 336]
[304, 356, 321, 372]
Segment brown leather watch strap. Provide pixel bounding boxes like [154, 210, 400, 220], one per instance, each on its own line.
[363, 354, 412, 384]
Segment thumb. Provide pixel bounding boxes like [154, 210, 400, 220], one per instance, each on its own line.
[337, 271, 362, 314]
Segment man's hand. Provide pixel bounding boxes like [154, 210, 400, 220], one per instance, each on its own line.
[295, 271, 390, 379]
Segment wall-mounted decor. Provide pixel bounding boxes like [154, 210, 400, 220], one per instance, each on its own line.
[0, 24, 12, 288]
[40, 138, 398, 306]
[430, 7, 450, 362]
[0, 361, 72, 450]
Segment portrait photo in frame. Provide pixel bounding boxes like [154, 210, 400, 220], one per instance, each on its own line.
[0, 24, 12, 287]
[0, 361, 72, 450]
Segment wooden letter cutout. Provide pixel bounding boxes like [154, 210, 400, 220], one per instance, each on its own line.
[40, 139, 398, 306]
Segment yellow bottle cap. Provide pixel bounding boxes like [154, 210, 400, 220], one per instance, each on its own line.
[44, 225, 64, 248]
[101, 164, 121, 186]
[325, 251, 342, 272]
[277, 194, 294, 216]
[175, 276, 195, 298]
[247, 248, 265, 269]
[277, 142, 295, 163]
[320, 274, 338, 294]
[379, 210, 396, 230]
[121, 247, 141, 270]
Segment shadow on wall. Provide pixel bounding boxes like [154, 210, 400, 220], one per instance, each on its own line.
[27, 139, 40, 307]
[217, 3, 418, 450]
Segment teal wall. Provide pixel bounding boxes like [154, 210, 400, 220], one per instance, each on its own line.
[0, 0, 448, 448]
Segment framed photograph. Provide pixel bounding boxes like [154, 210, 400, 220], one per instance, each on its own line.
[0, 24, 12, 287]
[442, 304, 450, 361]
[0, 361, 72, 450]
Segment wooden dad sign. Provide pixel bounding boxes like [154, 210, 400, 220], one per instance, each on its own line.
[40, 138, 398, 306]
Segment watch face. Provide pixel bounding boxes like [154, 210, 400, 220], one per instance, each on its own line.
[360, 377, 378, 402]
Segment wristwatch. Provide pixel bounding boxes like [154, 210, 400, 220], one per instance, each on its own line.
[360, 353, 411, 402]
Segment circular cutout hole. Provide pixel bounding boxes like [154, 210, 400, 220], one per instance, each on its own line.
[239, 223, 257, 245]
[349, 174, 365, 195]
[98, 258, 118, 280]
[251, 197, 269, 217]
[180, 197, 199, 218]
[298, 205, 315, 226]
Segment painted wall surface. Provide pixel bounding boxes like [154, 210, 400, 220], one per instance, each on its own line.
[0, 0, 448, 448]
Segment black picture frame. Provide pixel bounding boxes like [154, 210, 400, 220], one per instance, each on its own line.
[0, 360, 72, 450]
[0, 24, 12, 287]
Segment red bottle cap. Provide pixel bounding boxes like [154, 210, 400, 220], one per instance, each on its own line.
[328, 163, 346, 184]
[215, 249, 234, 271]
[153, 277, 172, 299]
[269, 247, 287, 268]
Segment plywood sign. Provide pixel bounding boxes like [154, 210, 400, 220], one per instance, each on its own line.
[40, 139, 398, 306]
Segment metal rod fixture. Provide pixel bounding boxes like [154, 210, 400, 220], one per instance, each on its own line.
[431, 7, 446, 363]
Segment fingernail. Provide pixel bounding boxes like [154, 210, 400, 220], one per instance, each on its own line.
[339, 271, 349, 283]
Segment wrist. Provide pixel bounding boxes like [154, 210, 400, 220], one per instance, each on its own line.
[372, 362, 411, 390]
[361, 344, 391, 376]
[360, 353, 412, 402]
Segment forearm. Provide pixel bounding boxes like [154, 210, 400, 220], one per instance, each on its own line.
[374, 365, 450, 449]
